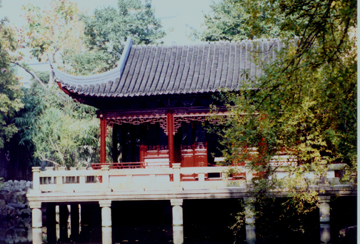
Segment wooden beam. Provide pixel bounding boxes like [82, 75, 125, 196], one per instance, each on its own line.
[167, 110, 175, 168]
[100, 114, 107, 164]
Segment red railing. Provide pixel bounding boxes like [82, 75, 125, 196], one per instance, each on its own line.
[91, 162, 146, 170]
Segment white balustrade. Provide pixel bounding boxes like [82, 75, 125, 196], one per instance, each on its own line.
[32, 162, 341, 193]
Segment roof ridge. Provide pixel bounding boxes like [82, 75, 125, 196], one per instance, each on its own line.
[132, 37, 284, 48]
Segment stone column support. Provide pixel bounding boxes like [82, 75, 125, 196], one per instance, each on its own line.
[32, 167, 41, 192]
[244, 197, 256, 244]
[318, 196, 331, 243]
[32, 228, 43, 244]
[318, 196, 331, 223]
[99, 200, 112, 227]
[102, 227, 112, 244]
[171, 199, 184, 244]
[29, 201, 42, 228]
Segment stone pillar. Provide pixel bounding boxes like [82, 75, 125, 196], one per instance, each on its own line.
[46, 203, 56, 243]
[32, 228, 42, 244]
[102, 227, 112, 244]
[30, 201, 42, 228]
[71, 204, 79, 240]
[244, 197, 256, 244]
[171, 199, 184, 244]
[30, 201, 42, 244]
[99, 200, 112, 227]
[319, 196, 331, 243]
[32, 167, 41, 192]
[99, 200, 112, 244]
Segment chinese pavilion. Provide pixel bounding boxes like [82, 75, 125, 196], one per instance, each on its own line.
[53, 37, 283, 170]
[26, 37, 352, 244]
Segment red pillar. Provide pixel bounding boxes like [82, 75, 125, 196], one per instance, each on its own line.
[167, 110, 175, 168]
[100, 114, 107, 164]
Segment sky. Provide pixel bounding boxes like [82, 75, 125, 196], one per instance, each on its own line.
[0, 0, 218, 85]
[0, 0, 217, 45]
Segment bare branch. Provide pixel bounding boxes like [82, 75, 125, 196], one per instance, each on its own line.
[11, 61, 49, 91]
[39, 156, 60, 167]
[11, 61, 67, 101]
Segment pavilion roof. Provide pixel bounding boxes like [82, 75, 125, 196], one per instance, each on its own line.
[54, 37, 285, 98]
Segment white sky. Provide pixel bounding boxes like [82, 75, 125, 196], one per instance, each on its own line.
[0, 0, 218, 85]
[0, 0, 217, 45]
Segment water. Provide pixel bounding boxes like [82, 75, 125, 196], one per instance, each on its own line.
[0, 197, 356, 244]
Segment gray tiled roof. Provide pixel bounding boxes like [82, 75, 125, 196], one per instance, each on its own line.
[54, 37, 285, 97]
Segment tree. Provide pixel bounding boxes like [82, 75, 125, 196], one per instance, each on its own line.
[19, 0, 86, 63]
[12, 0, 165, 166]
[0, 17, 23, 149]
[15, 79, 110, 167]
[193, 0, 293, 41]
[68, 0, 165, 74]
[205, 0, 356, 238]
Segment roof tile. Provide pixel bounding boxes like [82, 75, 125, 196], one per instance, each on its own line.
[54, 38, 287, 97]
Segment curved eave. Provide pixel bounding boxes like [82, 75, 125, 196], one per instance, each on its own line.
[54, 37, 133, 94]
[58, 84, 239, 98]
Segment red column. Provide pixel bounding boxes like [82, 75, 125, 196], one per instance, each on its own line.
[100, 114, 107, 164]
[167, 110, 175, 168]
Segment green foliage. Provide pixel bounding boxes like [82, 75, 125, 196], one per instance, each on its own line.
[20, 0, 86, 63]
[204, 0, 357, 235]
[0, 21, 24, 149]
[62, 50, 111, 75]
[15, 81, 108, 167]
[65, 0, 165, 74]
[194, 0, 295, 41]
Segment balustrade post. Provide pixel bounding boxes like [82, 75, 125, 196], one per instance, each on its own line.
[32, 167, 41, 192]
[57, 167, 65, 185]
[319, 196, 331, 243]
[246, 169, 253, 184]
[172, 163, 181, 187]
[244, 197, 256, 244]
[79, 175, 86, 184]
[198, 171, 205, 182]
[171, 199, 184, 244]
[79, 167, 87, 185]
[101, 165, 110, 189]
